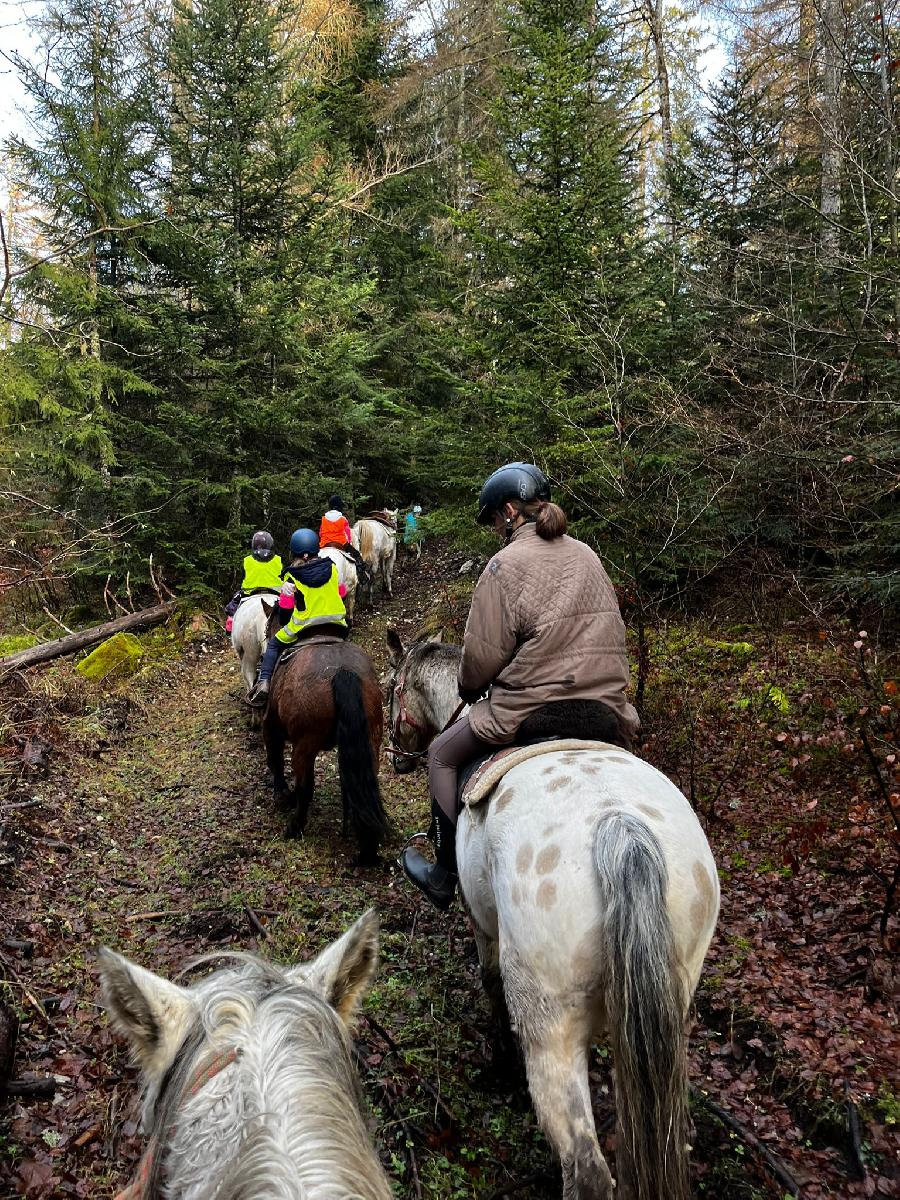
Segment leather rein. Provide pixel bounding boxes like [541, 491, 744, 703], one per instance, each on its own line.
[389, 667, 465, 761]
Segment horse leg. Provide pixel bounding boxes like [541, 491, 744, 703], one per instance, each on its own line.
[384, 548, 395, 598]
[263, 712, 289, 803]
[516, 1006, 614, 1200]
[473, 925, 521, 1081]
[286, 746, 314, 838]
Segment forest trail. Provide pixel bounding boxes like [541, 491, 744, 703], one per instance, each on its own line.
[1, 553, 898, 1199]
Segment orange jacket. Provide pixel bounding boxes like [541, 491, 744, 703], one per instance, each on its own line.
[319, 510, 352, 547]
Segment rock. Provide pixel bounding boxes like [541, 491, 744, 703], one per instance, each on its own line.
[458, 560, 474, 575]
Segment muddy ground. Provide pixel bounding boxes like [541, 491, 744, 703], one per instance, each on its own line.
[1, 549, 897, 1198]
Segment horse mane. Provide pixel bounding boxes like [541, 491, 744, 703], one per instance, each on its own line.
[141, 955, 384, 1200]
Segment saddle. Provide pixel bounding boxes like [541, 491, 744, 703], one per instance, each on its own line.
[457, 700, 632, 808]
[273, 628, 348, 675]
[364, 511, 396, 530]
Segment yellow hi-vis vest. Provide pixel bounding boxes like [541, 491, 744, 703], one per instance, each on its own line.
[241, 553, 284, 593]
[276, 562, 347, 644]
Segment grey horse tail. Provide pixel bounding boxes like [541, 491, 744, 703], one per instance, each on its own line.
[331, 668, 391, 862]
[592, 810, 690, 1200]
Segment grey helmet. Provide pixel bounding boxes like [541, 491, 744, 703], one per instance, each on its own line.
[476, 463, 551, 525]
[251, 531, 275, 561]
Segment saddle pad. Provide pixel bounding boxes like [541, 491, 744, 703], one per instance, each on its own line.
[462, 739, 627, 807]
[274, 634, 347, 673]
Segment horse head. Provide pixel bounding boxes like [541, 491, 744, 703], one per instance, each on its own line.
[99, 910, 391, 1199]
[385, 629, 460, 774]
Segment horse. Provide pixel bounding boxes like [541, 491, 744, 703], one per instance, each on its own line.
[262, 611, 389, 864]
[231, 592, 279, 722]
[318, 544, 360, 621]
[351, 512, 397, 605]
[98, 909, 393, 1200]
[385, 630, 720, 1200]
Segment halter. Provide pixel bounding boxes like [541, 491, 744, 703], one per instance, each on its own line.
[115, 1047, 240, 1200]
[388, 667, 466, 762]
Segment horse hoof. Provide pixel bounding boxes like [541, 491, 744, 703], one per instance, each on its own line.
[273, 789, 291, 809]
[286, 818, 306, 839]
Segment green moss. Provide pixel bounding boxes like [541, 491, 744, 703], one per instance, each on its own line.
[0, 633, 39, 656]
[75, 632, 145, 680]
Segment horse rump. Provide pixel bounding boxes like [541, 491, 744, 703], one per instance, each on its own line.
[592, 810, 690, 1200]
[331, 668, 391, 863]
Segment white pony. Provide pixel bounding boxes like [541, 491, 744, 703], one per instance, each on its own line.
[386, 633, 720, 1200]
[99, 909, 392, 1200]
[231, 592, 279, 700]
[351, 512, 397, 605]
[318, 545, 359, 620]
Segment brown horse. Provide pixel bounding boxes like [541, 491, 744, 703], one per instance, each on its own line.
[261, 628, 388, 864]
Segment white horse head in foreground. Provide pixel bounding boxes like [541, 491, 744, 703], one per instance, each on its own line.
[318, 545, 359, 620]
[230, 591, 279, 702]
[99, 910, 392, 1200]
[386, 632, 720, 1200]
[352, 512, 397, 605]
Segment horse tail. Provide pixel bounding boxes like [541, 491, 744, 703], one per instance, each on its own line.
[592, 810, 690, 1200]
[358, 521, 373, 561]
[331, 668, 390, 861]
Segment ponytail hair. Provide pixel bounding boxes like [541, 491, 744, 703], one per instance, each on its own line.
[518, 498, 567, 539]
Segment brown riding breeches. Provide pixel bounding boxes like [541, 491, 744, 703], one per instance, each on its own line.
[428, 713, 498, 823]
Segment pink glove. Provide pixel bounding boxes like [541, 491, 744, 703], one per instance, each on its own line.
[279, 581, 296, 610]
[338, 583, 347, 598]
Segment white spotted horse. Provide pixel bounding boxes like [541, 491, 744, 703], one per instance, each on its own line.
[385, 630, 720, 1200]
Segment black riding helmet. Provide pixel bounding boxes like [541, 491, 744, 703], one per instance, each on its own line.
[476, 462, 551, 525]
[251, 530, 275, 561]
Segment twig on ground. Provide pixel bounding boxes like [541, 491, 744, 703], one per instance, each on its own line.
[1, 799, 41, 812]
[692, 1086, 800, 1196]
[845, 1081, 868, 1181]
[244, 906, 268, 940]
[3, 1077, 59, 1098]
[361, 1014, 456, 1128]
[0, 950, 66, 1041]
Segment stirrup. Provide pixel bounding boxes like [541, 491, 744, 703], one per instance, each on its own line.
[397, 831, 433, 867]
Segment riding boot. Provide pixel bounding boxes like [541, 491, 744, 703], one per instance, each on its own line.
[249, 637, 283, 707]
[400, 804, 458, 911]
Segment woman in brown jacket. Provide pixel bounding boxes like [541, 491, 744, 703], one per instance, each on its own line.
[401, 462, 639, 909]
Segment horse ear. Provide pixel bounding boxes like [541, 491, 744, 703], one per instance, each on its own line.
[428, 630, 444, 644]
[386, 628, 406, 666]
[261, 600, 275, 617]
[97, 947, 194, 1076]
[299, 909, 379, 1024]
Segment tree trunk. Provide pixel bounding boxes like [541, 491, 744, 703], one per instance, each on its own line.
[645, 0, 674, 234]
[819, 0, 844, 263]
[0, 603, 176, 673]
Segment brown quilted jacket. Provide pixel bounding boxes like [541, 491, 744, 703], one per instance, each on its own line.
[458, 523, 639, 744]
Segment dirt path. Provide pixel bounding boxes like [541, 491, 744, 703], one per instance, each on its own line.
[1, 559, 897, 1198]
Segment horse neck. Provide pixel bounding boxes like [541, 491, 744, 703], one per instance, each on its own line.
[421, 651, 463, 733]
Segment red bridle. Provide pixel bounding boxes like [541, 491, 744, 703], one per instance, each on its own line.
[388, 668, 466, 763]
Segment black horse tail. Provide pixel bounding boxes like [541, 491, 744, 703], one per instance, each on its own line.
[332, 668, 390, 863]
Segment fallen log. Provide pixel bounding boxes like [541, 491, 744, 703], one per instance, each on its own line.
[0, 602, 176, 674]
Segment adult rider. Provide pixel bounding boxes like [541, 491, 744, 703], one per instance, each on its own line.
[400, 462, 640, 910]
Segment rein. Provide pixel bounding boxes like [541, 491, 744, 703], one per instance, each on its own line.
[115, 1047, 240, 1200]
[389, 667, 465, 761]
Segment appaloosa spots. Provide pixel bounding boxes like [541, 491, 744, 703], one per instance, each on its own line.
[545, 775, 572, 794]
[535, 844, 561, 876]
[594, 754, 632, 767]
[494, 787, 514, 813]
[691, 859, 717, 934]
[516, 843, 534, 874]
[542, 822, 562, 838]
[511, 882, 523, 907]
[536, 879, 557, 909]
[637, 803, 663, 821]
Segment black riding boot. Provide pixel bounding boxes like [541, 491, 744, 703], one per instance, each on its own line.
[400, 804, 458, 911]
